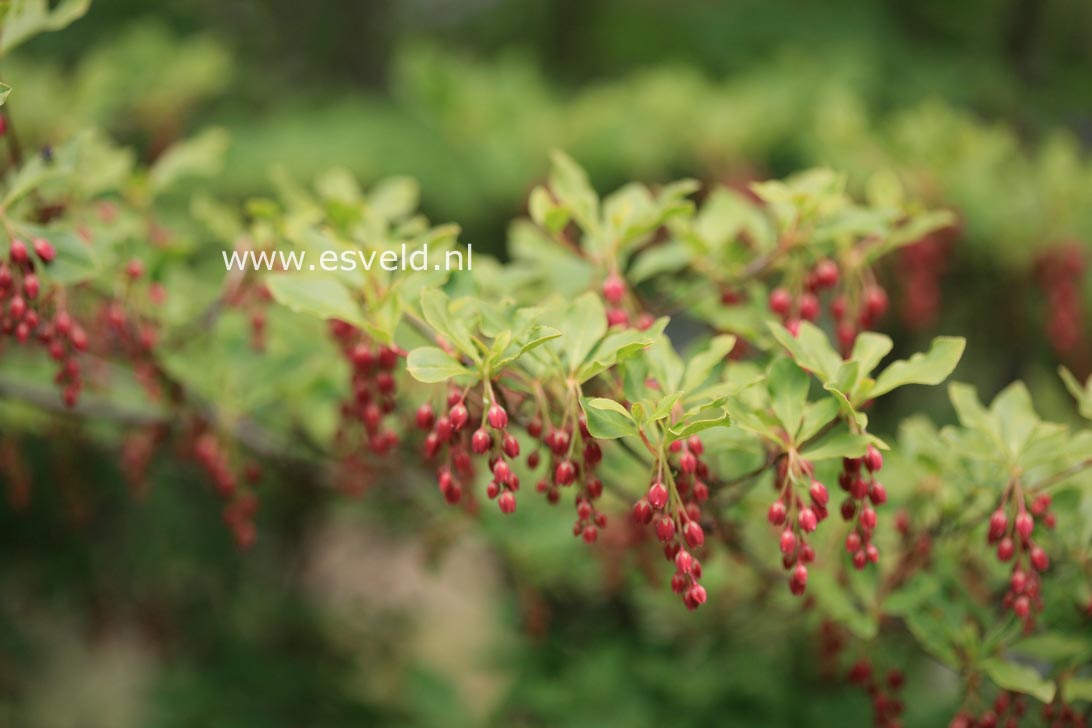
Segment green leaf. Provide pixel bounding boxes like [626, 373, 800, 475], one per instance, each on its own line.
[494, 325, 562, 369]
[0, 82, 10, 107]
[1058, 366, 1092, 420]
[645, 336, 685, 393]
[808, 572, 877, 640]
[560, 292, 607, 371]
[580, 397, 638, 440]
[266, 274, 366, 328]
[681, 335, 736, 393]
[980, 658, 1055, 704]
[882, 573, 941, 615]
[801, 429, 874, 461]
[369, 176, 419, 221]
[1010, 633, 1092, 664]
[528, 186, 569, 232]
[902, 610, 960, 669]
[768, 321, 842, 382]
[869, 336, 965, 398]
[149, 128, 229, 193]
[1063, 678, 1092, 704]
[797, 397, 841, 442]
[649, 392, 684, 421]
[549, 150, 598, 232]
[578, 318, 667, 382]
[420, 288, 477, 361]
[0, 0, 90, 56]
[406, 347, 473, 384]
[3, 146, 72, 207]
[667, 405, 731, 440]
[949, 382, 995, 433]
[768, 357, 809, 440]
[12, 225, 97, 284]
[850, 332, 893, 376]
[628, 241, 691, 283]
[991, 381, 1040, 457]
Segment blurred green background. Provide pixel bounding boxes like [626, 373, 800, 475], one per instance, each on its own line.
[2, 1, 1091, 725]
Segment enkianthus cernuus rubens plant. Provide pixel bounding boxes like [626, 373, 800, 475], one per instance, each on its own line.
[207, 157, 1092, 722]
[3, 13, 1092, 712]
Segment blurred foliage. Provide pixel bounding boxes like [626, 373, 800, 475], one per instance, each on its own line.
[2, 1, 1092, 726]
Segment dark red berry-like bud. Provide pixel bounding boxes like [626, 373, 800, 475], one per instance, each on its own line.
[841, 498, 857, 520]
[449, 403, 469, 431]
[9, 238, 28, 264]
[768, 500, 787, 525]
[868, 481, 887, 505]
[997, 537, 1014, 561]
[493, 459, 512, 484]
[1030, 545, 1049, 572]
[864, 444, 883, 472]
[547, 428, 570, 456]
[442, 482, 462, 504]
[683, 521, 704, 548]
[656, 515, 676, 542]
[860, 506, 877, 531]
[769, 287, 792, 316]
[988, 509, 1008, 539]
[435, 415, 453, 443]
[648, 480, 669, 510]
[633, 498, 653, 524]
[582, 440, 602, 466]
[9, 295, 26, 320]
[415, 403, 435, 430]
[813, 259, 839, 289]
[498, 491, 516, 514]
[679, 450, 697, 473]
[864, 285, 888, 320]
[551, 459, 573, 485]
[686, 584, 707, 609]
[675, 549, 693, 573]
[526, 414, 543, 438]
[809, 480, 829, 506]
[606, 308, 629, 327]
[846, 531, 862, 553]
[799, 293, 819, 321]
[503, 433, 520, 458]
[487, 403, 508, 429]
[1015, 512, 1034, 541]
[779, 528, 796, 555]
[602, 273, 625, 304]
[576, 499, 592, 520]
[692, 479, 708, 502]
[1013, 595, 1030, 618]
[424, 432, 441, 458]
[31, 235, 65, 266]
[350, 343, 374, 369]
[798, 507, 818, 532]
[472, 428, 492, 454]
[378, 346, 399, 370]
